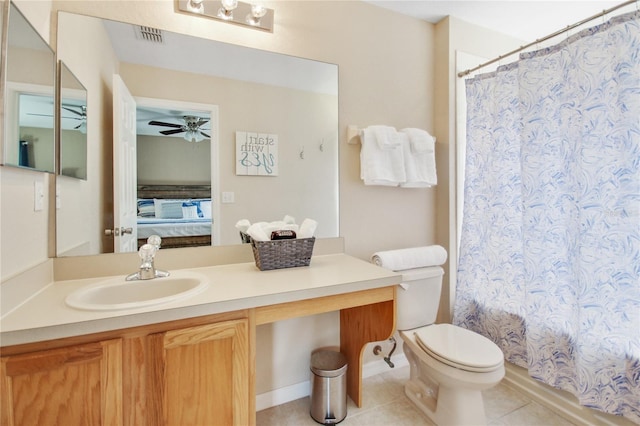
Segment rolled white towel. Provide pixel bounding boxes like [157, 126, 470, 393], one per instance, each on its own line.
[371, 246, 447, 271]
[283, 215, 296, 225]
[298, 218, 318, 239]
[247, 222, 270, 242]
[235, 219, 251, 234]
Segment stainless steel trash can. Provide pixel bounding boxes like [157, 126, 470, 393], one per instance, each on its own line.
[309, 349, 348, 425]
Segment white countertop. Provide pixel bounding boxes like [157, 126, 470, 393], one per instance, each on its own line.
[0, 254, 401, 347]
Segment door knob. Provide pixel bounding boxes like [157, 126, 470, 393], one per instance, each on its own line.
[105, 227, 133, 237]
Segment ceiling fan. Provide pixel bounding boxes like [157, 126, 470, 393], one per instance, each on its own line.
[148, 115, 210, 142]
[27, 104, 87, 133]
[62, 105, 87, 132]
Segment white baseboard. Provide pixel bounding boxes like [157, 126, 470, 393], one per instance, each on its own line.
[256, 354, 408, 412]
[256, 380, 311, 412]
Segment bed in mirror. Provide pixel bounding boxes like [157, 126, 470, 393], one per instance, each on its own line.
[2, 1, 56, 173]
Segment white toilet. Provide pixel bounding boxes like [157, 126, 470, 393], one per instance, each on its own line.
[396, 266, 505, 426]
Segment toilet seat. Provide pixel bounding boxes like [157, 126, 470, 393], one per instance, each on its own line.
[413, 324, 503, 373]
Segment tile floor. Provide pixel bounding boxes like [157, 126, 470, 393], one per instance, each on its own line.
[257, 366, 575, 426]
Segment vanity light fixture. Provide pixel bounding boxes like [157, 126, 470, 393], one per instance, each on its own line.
[177, 0, 274, 32]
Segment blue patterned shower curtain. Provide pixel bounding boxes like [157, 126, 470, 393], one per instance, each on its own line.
[454, 11, 640, 422]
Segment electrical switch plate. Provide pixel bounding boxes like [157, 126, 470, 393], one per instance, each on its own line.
[34, 181, 44, 211]
[222, 191, 235, 203]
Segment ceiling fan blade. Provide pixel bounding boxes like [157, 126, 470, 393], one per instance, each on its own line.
[27, 113, 54, 118]
[196, 119, 209, 126]
[61, 106, 84, 116]
[200, 131, 210, 138]
[149, 120, 183, 128]
[160, 128, 185, 135]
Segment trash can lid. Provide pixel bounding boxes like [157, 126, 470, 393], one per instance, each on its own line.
[310, 350, 348, 377]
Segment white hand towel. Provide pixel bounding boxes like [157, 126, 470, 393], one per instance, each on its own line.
[360, 126, 406, 186]
[298, 218, 318, 238]
[399, 128, 437, 188]
[371, 246, 447, 271]
[370, 125, 401, 150]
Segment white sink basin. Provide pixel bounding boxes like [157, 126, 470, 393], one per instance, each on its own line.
[66, 271, 209, 311]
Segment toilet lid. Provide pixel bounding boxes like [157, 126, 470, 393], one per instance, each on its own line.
[414, 324, 503, 373]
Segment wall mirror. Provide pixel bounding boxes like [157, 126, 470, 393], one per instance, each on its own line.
[59, 61, 88, 180]
[55, 12, 339, 257]
[2, 1, 56, 173]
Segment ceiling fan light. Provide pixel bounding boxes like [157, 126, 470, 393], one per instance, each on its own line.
[184, 130, 204, 143]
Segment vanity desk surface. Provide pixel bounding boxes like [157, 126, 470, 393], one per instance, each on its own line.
[1, 253, 399, 345]
[0, 253, 400, 411]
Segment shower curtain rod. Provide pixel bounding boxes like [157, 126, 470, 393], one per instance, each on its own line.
[457, 0, 637, 78]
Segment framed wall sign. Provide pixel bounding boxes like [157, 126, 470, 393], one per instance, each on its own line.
[235, 131, 279, 176]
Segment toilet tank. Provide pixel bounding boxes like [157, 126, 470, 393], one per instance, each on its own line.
[396, 266, 444, 330]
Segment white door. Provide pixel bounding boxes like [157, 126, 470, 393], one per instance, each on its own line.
[112, 75, 138, 252]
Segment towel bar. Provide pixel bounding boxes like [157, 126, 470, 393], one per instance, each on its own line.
[347, 125, 362, 144]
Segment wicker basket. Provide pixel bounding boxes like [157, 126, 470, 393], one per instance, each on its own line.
[250, 237, 316, 271]
[240, 231, 252, 244]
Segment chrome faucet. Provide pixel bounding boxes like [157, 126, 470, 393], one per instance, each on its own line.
[126, 235, 170, 281]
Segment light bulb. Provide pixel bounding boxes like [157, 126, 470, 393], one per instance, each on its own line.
[221, 0, 238, 10]
[246, 2, 267, 25]
[251, 3, 267, 18]
[187, 0, 204, 14]
[218, 0, 238, 19]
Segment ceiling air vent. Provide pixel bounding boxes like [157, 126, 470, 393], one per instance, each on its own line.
[136, 26, 164, 44]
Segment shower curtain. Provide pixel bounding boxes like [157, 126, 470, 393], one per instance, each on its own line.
[454, 11, 640, 422]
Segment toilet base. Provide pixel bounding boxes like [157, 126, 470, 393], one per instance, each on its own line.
[404, 378, 487, 426]
[401, 334, 504, 426]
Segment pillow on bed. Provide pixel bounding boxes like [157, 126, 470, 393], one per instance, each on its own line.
[154, 199, 184, 219]
[137, 199, 156, 217]
[182, 202, 199, 219]
[200, 200, 212, 219]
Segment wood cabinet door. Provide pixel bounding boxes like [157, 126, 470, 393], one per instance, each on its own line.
[146, 319, 250, 426]
[1, 339, 123, 426]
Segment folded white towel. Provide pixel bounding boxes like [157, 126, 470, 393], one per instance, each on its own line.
[399, 128, 437, 188]
[247, 222, 270, 242]
[298, 218, 318, 238]
[235, 219, 251, 234]
[360, 126, 406, 187]
[371, 245, 447, 271]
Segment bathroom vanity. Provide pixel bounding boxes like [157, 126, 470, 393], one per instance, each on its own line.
[0, 253, 399, 425]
